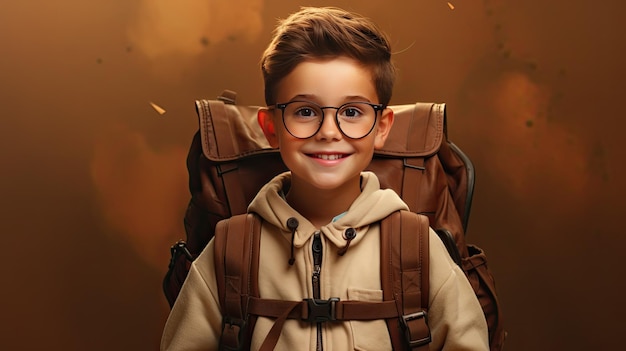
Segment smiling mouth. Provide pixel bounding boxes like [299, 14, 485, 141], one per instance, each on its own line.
[309, 154, 347, 160]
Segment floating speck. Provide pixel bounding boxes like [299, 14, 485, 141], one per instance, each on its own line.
[149, 102, 166, 115]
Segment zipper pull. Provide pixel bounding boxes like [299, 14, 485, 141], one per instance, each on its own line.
[312, 232, 323, 265]
[312, 231, 323, 298]
[312, 265, 321, 284]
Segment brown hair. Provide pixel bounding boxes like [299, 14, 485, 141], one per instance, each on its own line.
[260, 7, 396, 106]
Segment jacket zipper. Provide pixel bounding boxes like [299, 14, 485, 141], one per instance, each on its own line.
[312, 231, 323, 351]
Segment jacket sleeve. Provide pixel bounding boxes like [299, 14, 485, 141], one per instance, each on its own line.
[161, 239, 222, 351]
[426, 229, 490, 351]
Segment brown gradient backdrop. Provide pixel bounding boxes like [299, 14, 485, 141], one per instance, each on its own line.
[0, 0, 623, 350]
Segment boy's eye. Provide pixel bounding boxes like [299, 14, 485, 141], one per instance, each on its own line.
[339, 106, 364, 118]
[294, 107, 318, 118]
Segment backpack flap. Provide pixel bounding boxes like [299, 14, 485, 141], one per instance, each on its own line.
[195, 99, 277, 162]
[377, 103, 446, 158]
[193, 96, 288, 221]
[368, 102, 452, 226]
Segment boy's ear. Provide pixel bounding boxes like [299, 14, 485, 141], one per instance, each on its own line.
[374, 108, 394, 149]
[258, 108, 279, 148]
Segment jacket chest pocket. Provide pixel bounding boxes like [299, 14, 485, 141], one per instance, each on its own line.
[347, 288, 392, 351]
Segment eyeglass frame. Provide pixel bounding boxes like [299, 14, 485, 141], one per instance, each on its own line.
[269, 100, 386, 140]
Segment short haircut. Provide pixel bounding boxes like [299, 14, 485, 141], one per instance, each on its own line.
[261, 7, 396, 106]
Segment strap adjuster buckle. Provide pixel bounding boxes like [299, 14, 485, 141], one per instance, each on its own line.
[302, 298, 340, 323]
[168, 240, 194, 268]
[401, 310, 432, 347]
[220, 316, 247, 351]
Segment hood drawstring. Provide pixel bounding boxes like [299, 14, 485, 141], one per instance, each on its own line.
[286, 217, 299, 265]
[337, 227, 357, 256]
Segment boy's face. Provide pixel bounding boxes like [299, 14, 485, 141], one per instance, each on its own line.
[258, 56, 394, 192]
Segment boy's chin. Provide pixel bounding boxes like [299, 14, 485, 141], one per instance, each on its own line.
[299, 173, 362, 192]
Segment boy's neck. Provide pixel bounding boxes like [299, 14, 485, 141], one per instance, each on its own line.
[285, 174, 362, 228]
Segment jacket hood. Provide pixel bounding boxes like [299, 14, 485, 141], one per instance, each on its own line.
[248, 171, 409, 250]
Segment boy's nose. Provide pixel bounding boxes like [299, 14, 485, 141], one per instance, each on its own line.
[316, 111, 342, 140]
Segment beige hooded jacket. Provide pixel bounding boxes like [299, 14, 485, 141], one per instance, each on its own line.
[161, 172, 489, 350]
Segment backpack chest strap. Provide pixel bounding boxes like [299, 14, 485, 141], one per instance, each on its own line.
[247, 296, 402, 321]
[247, 295, 430, 351]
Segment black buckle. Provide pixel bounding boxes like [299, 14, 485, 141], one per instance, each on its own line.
[303, 298, 340, 323]
[220, 316, 247, 351]
[401, 311, 431, 347]
[168, 240, 194, 268]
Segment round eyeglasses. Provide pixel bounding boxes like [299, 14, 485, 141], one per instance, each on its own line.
[272, 100, 385, 139]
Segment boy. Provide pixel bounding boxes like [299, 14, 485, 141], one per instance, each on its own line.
[161, 7, 488, 350]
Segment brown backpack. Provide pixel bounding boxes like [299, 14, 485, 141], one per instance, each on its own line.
[163, 90, 506, 350]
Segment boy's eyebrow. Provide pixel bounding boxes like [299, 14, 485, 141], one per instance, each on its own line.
[285, 94, 374, 103]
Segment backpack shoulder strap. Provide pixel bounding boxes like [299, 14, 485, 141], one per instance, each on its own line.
[214, 212, 262, 351]
[380, 210, 431, 350]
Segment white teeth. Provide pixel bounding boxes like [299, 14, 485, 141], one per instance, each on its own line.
[315, 154, 342, 160]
